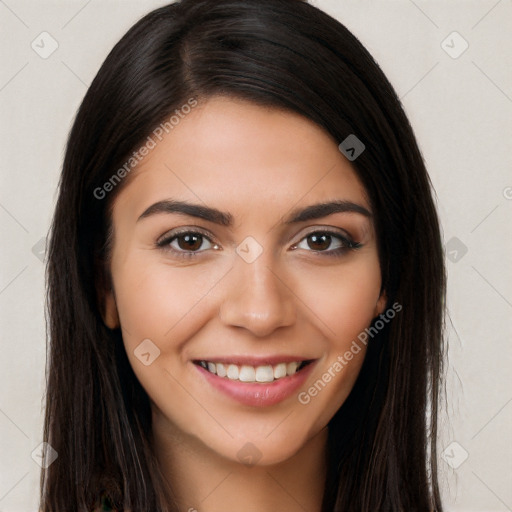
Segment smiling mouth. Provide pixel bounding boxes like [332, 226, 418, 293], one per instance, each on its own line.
[193, 360, 314, 383]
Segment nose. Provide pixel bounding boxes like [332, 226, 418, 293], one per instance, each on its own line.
[218, 251, 296, 338]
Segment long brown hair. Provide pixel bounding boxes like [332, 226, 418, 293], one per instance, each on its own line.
[41, 0, 446, 510]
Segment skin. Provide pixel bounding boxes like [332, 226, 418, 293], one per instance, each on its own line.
[101, 96, 386, 512]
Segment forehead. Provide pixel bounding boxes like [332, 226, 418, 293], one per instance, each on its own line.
[112, 96, 370, 223]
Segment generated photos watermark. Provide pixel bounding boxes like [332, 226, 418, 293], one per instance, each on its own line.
[93, 97, 198, 200]
[298, 301, 402, 405]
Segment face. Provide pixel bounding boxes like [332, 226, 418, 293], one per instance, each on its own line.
[102, 96, 386, 466]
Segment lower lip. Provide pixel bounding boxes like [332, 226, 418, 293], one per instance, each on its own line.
[194, 362, 316, 407]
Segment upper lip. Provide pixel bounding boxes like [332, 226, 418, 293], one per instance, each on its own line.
[192, 355, 317, 366]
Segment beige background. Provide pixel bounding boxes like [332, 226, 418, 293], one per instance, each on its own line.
[1, 1, 511, 510]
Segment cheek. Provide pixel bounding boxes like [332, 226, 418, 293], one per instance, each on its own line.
[110, 250, 226, 353]
[290, 254, 381, 414]
[295, 254, 382, 345]
[113, 253, 216, 338]
[110, 254, 216, 411]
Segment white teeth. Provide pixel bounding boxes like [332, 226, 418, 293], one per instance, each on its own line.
[273, 363, 287, 379]
[199, 360, 307, 382]
[216, 363, 227, 377]
[239, 365, 256, 382]
[227, 364, 239, 380]
[255, 365, 274, 382]
[286, 361, 299, 376]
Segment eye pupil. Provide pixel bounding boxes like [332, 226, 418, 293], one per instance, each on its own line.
[308, 233, 331, 251]
[178, 234, 203, 251]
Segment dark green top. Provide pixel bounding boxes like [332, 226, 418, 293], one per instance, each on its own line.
[99, 493, 116, 511]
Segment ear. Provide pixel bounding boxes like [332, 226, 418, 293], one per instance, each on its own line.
[95, 260, 120, 329]
[373, 288, 387, 318]
[103, 287, 120, 329]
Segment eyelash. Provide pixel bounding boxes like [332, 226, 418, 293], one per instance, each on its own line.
[156, 227, 363, 260]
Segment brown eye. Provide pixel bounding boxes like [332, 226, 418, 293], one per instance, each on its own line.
[307, 233, 332, 251]
[175, 233, 204, 251]
[292, 230, 362, 257]
[156, 229, 217, 258]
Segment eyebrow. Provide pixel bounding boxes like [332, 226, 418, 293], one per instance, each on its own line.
[137, 199, 372, 226]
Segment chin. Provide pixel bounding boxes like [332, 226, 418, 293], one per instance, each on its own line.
[213, 426, 319, 468]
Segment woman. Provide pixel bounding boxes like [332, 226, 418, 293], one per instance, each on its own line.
[41, 0, 446, 510]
